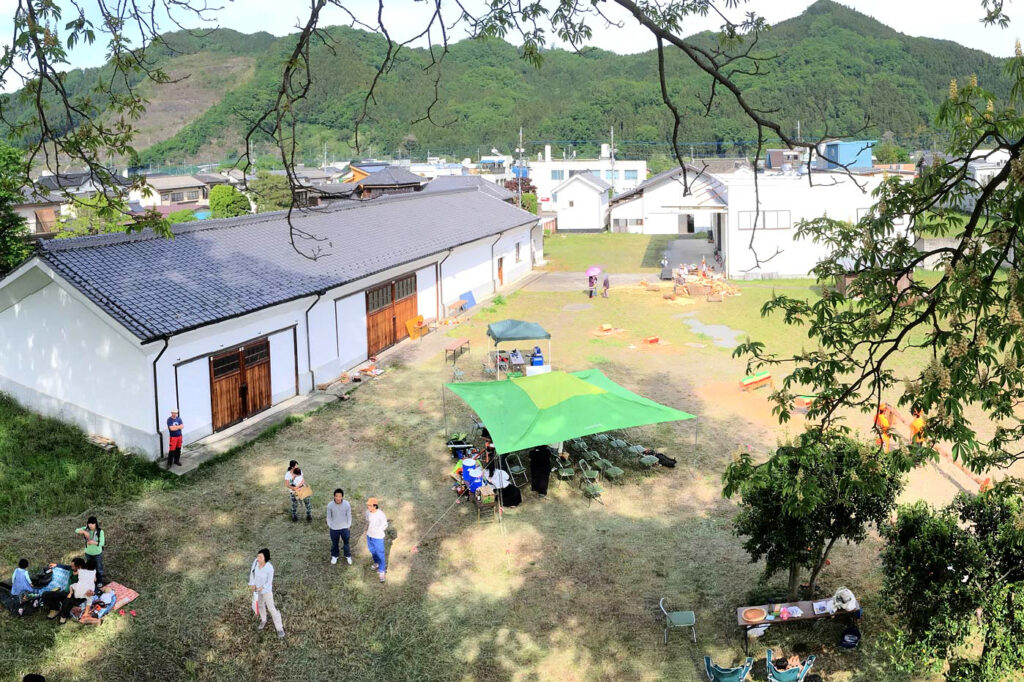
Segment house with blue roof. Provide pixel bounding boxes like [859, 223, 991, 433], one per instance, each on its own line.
[0, 187, 541, 460]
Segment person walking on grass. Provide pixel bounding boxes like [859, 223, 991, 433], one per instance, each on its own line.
[602, 273, 610, 298]
[248, 548, 284, 639]
[327, 488, 352, 565]
[364, 498, 388, 583]
[290, 467, 313, 522]
[166, 408, 183, 467]
[284, 460, 299, 520]
[75, 516, 105, 584]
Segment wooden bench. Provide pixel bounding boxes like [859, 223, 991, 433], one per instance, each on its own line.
[445, 338, 470, 365]
[446, 299, 468, 321]
[740, 371, 772, 391]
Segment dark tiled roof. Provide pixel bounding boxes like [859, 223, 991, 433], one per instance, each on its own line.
[194, 173, 231, 185]
[357, 167, 426, 188]
[36, 171, 130, 192]
[35, 189, 536, 342]
[423, 175, 514, 200]
[313, 182, 357, 196]
[611, 159, 748, 203]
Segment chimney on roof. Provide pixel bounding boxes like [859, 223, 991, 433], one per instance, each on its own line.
[544, 145, 551, 163]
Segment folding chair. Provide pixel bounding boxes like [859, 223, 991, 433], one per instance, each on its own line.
[452, 366, 465, 382]
[659, 598, 696, 644]
[506, 453, 529, 488]
[554, 456, 576, 486]
[704, 656, 754, 682]
[481, 362, 497, 379]
[766, 650, 817, 682]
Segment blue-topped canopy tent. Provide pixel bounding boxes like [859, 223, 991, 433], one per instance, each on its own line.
[444, 369, 695, 454]
[486, 319, 552, 377]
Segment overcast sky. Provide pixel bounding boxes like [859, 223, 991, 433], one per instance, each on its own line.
[0, 0, 1020, 89]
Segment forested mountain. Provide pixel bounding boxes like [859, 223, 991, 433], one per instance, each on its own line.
[1, 0, 1011, 166]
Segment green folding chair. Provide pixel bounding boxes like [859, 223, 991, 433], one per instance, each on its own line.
[506, 453, 528, 488]
[704, 656, 754, 682]
[659, 598, 696, 644]
[554, 455, 575, 486]
[594, 457, 624, 480]
[766, 650, 817, 682]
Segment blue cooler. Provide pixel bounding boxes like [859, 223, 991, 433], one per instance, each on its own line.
[464, 466, 485, 492]
[531, 346, 544, 366]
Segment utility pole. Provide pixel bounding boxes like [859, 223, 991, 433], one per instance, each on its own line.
[514, 126, 525, 209]
[796, 120, 801, 143]
[610, 126, 615, 186]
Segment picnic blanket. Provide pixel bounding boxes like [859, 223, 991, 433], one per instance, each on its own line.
[75, 582, 139, 624]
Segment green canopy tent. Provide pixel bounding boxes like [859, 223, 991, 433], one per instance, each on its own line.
[444, 369, 695, 454]
[486, 319, 552, 378]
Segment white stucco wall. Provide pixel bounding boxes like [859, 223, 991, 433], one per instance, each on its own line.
[416, 264, 438, 320]
[334, 293, 368, 372]
[155, 300, 307, 452]
[553, 181, 608, 232]
[0, 275, 157, 455]
[492, 227, 533, 287]
[723, 172, 891, 278]
[441, 239, 496, 306]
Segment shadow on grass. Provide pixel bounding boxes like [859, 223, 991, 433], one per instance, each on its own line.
[0, 355, 897, 681]
[640, 235, 674, 269]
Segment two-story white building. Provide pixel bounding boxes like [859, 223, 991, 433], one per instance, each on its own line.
[550, 174, 611, 232]
[530, 145, 646, 206]
[610, 161, 906, 279]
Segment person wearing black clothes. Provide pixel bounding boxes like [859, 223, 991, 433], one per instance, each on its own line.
[488, 457, 522, 508]
[529, 447, 552, 497]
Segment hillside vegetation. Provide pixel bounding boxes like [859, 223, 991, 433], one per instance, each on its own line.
[0, 0, 1010, 166]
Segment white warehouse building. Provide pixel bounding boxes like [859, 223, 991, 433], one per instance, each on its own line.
[610, 162, 905, 279]
[530, 145, 646, 207]
[0, 187, 541, 459]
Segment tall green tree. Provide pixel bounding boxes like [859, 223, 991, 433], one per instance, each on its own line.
[723, 428, 910, 600]
[880, 480, 1024, 681]
[249, 172, 292, 213]
[0, 141, 31, 273]
[209, 185, 251, 218]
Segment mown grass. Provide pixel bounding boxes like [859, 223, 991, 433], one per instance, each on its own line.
[543, 232, 673, 273]
[0, 394, 175, 529]
[0, 284, 955, 681]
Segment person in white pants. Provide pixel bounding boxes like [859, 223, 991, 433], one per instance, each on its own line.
[248, 548, 284, 638]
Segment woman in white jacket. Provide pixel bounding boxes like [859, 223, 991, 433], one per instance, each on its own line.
[248, 548, 284, 638]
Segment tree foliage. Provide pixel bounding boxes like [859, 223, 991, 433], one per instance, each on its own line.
[249, 172, 291, 213]
[208, 185, 251, 218]
[521, 192, 538, 215]
[55, 193, 165, 239]
[880, 480, 1024, 681]
[736, 53, 1024, 472]
[0, 141, 30, 273]
[723, 428, 910, 600]
[166, 209, 197, 224]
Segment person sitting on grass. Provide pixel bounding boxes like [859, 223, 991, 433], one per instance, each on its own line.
[12, 559, 39, 599]
[42, 558, 95, 624]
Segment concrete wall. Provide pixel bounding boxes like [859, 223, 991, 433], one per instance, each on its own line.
[553, 181, 608, 232]
[610, 175, 725, 235]
[0, 275, 157, 455]
[441, 239, 496, 306]
[723, 172, 890, 278]
[416, 264, 438, 320]
[530, 160, 646, 202]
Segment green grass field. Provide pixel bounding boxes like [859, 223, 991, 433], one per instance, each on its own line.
[0, 278, 971, 681]
[0, 395, 175, 529]
[542, 232, 673, 273]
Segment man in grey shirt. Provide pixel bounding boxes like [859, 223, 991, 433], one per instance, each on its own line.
[327, 488, 352, 565]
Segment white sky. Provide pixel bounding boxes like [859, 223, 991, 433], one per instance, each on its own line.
[0, 0, 1020, 91]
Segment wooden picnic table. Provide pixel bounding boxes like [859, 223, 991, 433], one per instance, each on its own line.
[445, 337, 470, 365]
[446, 299, 468, 319]
[736, 598, 860, 654]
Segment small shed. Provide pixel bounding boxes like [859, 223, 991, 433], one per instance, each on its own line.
[486, 319, 552, 376]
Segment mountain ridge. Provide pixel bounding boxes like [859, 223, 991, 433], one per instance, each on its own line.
[1, 0, 1010, 166]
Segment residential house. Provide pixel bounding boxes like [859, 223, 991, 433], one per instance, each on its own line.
[529, 145, 646, 206]
[348, 161, 392, 184]
[422, 175, 515, 203]
[816, 139, 876, 170]
[764, 148, 805, 169]
[13, 189, 68, 236]
[549, 174, 611, 232]
[131, 175, 208, 210]
[0, 188, 542, 458]
[608, 159, 750, 236]
[610, 162, 905, 279]
[355, 167, 426, 199]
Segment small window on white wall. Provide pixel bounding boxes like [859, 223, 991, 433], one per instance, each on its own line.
[515, 242, 521, 263]
[569, 200, 574, 208]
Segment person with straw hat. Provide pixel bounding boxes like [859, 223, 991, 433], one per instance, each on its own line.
[364, 498, 388, 583]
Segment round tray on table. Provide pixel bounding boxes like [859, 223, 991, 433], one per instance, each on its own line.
[742, 607, 767, 623]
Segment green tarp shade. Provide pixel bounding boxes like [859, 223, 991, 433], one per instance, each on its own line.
[445, 369, 695, 454]
[486, 319, 551, 345]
